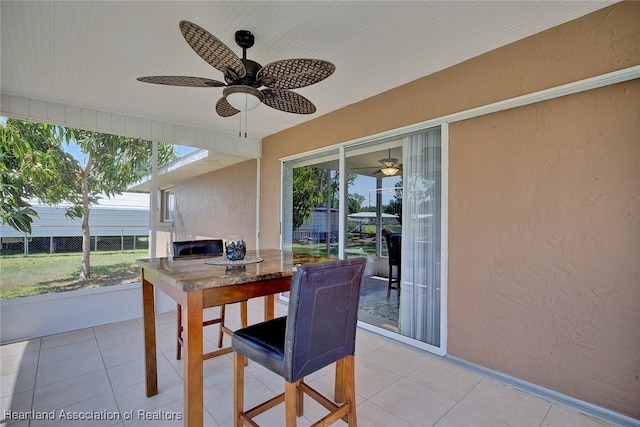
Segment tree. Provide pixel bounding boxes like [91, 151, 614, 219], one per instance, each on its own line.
[1, 120, 78, 232]
[347, 193, 365, 214]
[1, 119, 176, 278]
[291, 166, 357, 229]
[292, 167, 327, 229]
[384, 180, 403, 224]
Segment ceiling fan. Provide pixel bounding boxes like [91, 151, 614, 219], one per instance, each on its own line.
[378, 154, 402, 176]
[137, 21, 335, 117]
[352, 150, 402, 177]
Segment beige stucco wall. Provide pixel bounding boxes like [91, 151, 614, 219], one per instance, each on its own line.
[158, 159, 257, 256]
[254, 2, 640, 418]
[448, 80, 640, 417]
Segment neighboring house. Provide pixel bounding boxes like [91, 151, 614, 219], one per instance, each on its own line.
[347, 211, 400, 226]
[0, 192, 150, 255]
[295, 207, 339, 243]
[141, 5, 640, 420]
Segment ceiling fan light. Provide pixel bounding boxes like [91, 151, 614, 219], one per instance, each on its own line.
[380, 166, 400, 176]
[224, 86, 264, 111]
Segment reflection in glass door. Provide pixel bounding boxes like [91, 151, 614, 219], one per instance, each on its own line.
[281, 148, 340, 257]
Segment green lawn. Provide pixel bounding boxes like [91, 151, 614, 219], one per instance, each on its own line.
[0, 250, 148, 300]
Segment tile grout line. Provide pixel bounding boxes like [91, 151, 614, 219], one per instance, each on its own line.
[93, 325, 124, 425]
[539, 404, 553, 427]
[28, 339, 43, 427]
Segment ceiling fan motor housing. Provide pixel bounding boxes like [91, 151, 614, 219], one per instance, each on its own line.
[225, 58, 264, 87]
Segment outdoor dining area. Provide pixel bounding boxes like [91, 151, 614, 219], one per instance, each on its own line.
[1, 241, 612, 427]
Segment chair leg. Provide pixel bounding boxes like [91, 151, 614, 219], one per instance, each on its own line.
[233, 352, 245, 427]
[217, 305, 226, 348]
[240, 300, 248, 328]
[284, 381, 298, 427]
[296, 378, 304, 417]
[176, 303, 182, 360]
[387, 263, 392, 298]
[344, 355, 357, 426]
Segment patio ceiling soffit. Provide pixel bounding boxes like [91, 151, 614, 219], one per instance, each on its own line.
[1, 94, 261, 160]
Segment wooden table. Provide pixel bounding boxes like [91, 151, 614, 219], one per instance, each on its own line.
[138, 249, 329, 427]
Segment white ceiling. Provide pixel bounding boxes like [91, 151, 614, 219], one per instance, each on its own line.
[1, 1, 615, 141]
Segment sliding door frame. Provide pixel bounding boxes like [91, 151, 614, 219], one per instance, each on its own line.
[279, 123, 449, 356]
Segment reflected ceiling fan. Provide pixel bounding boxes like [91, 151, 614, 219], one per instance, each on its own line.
[353, 150, 402, 176]
[137, 21, 335, 118]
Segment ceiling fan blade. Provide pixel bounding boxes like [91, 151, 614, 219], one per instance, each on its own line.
[215, 96, 240, 117]
[257, 59, 335, 89]
[179, 20, 246, 78]
[262, 89, 316, 114]
[137, 76, 226, 87]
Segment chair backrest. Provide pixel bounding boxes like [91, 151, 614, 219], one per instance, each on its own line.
[385, 233, 401, 265]
[284, 257, 366, 382]
[172, 239, 224, 257]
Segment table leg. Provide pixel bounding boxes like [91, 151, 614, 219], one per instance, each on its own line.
[141, 272, 158, 397]
[183, 290, 204, 427]
[264, 294, 275, 320]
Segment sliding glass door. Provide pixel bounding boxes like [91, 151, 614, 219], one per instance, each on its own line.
[281, 126, 444, 353]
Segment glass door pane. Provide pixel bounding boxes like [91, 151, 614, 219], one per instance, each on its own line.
[282, 149, 340, 257]
[345, 140, 403, 333]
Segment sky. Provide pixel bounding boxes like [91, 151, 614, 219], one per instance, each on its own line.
[65, 140, 88, 165]
[350, 174, 401, 207]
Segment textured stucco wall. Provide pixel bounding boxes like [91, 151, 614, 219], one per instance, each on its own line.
[255, 2, 640, 417]
[165, 159, 257, 252]
[448, 80, 640, 417]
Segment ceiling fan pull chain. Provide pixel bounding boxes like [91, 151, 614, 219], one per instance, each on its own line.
[244, 101, 249, 138]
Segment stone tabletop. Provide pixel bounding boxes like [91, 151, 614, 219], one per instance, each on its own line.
[137, 249, 333, 292]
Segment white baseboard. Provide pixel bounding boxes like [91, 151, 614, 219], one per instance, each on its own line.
[446, 355, 640, 427]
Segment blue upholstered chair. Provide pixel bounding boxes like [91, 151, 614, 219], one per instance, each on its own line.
[232, 257, 366, 426]
[173, 239, 247, 360]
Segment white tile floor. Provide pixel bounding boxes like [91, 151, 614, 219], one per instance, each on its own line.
[1, 300, 614, 427]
